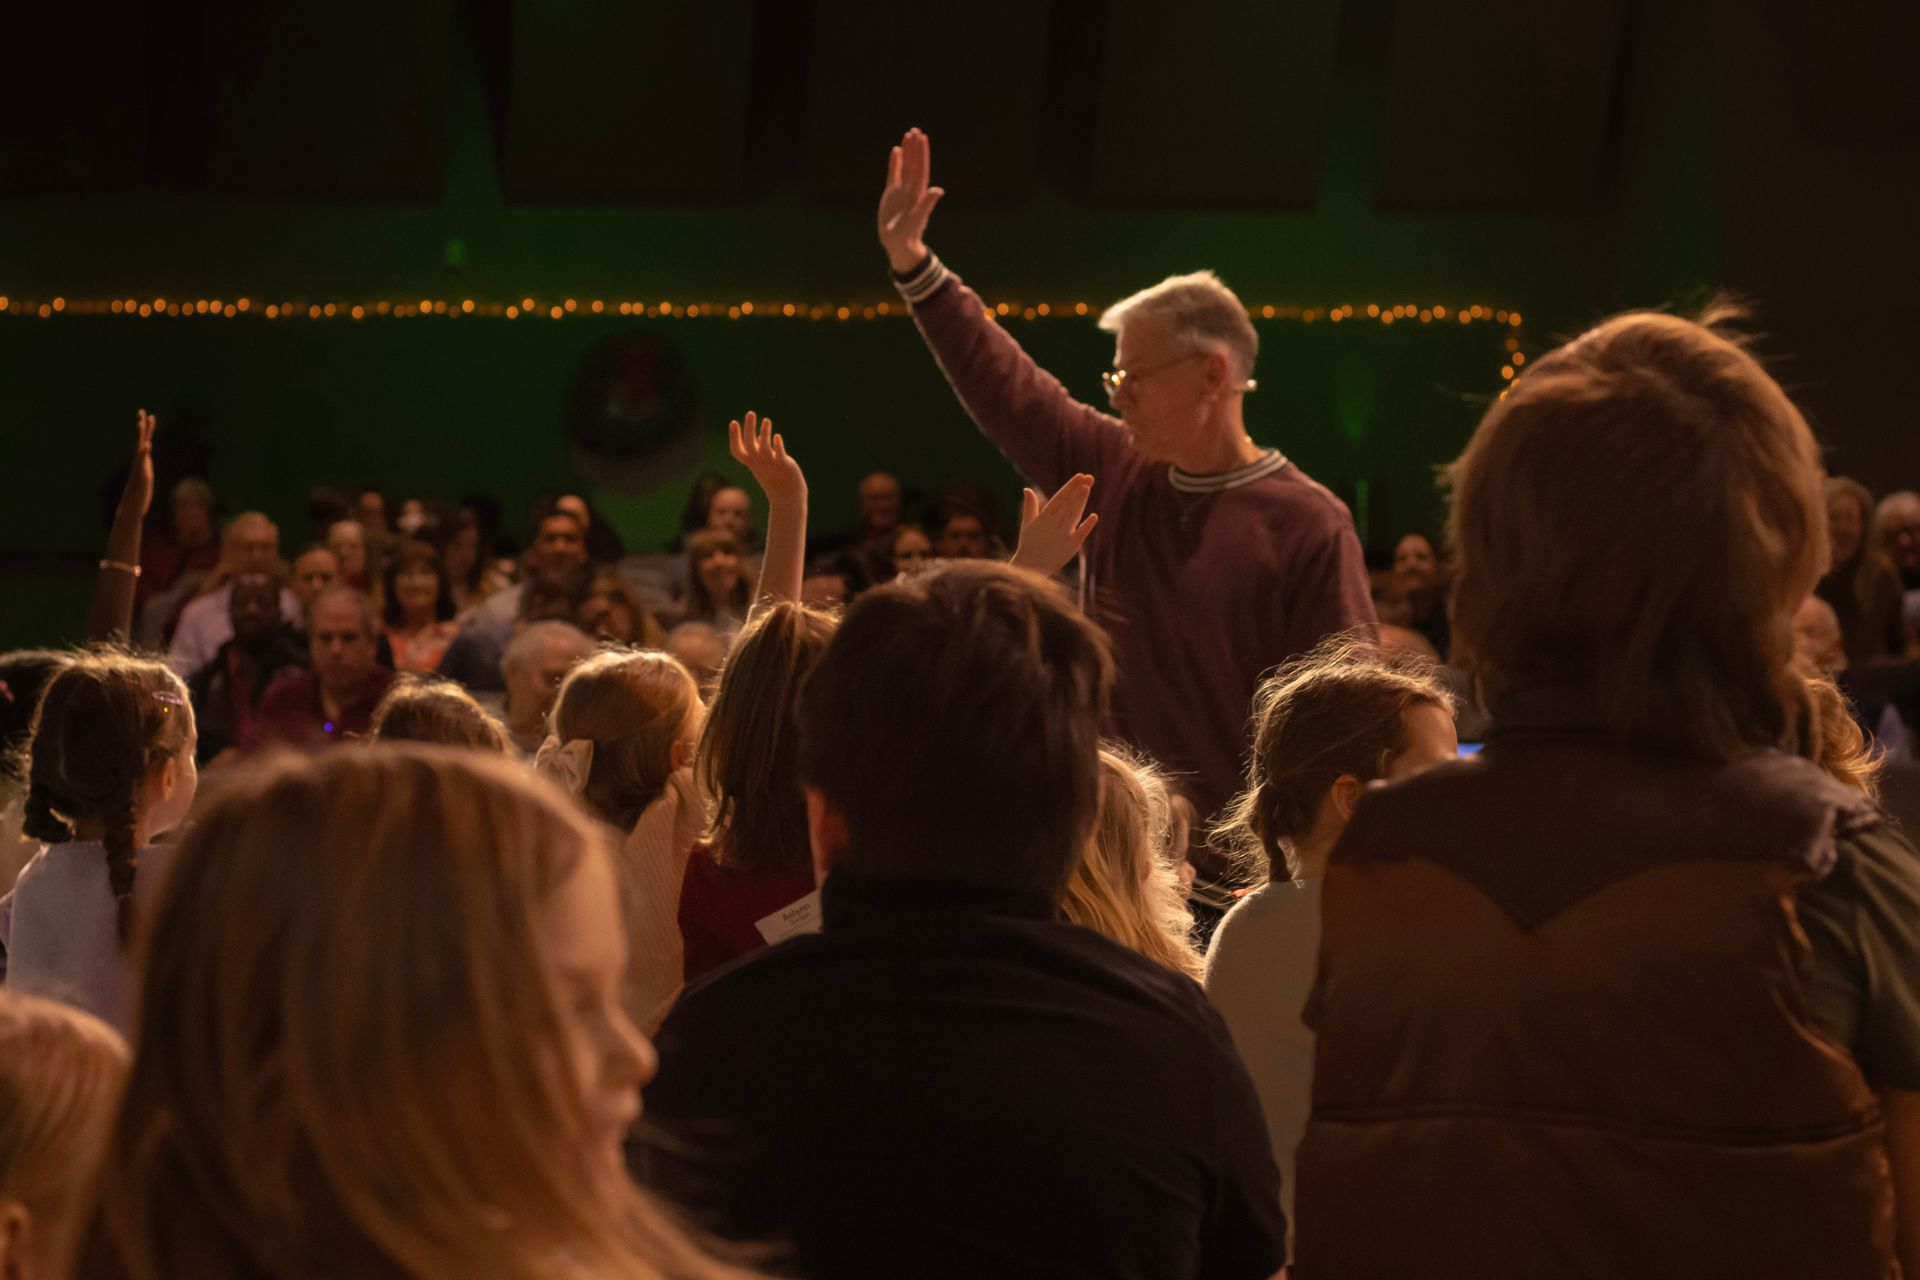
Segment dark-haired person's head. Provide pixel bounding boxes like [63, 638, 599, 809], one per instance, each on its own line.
[797, 561, 1112, 901]
[0, 651, 70, 772]
[1447, 304, 1826, 759]
[382, 540, 456, 628]
[528, 506, 588, 576]
[519, 565, 592, 626]
[227, 572, 284, 646]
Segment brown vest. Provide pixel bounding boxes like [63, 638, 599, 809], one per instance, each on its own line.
[1295, 740, 1895, 1279]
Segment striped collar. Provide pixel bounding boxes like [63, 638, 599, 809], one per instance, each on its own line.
[1168, 448, 1288, 493]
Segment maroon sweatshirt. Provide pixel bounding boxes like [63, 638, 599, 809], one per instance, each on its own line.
[897, 256, 1377, 855]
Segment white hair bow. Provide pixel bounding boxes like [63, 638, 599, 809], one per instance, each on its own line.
[534, 735, 594, 796]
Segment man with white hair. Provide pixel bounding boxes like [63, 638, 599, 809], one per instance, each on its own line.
[1876, 490, 1920, 634]
[167, 512, 302, 676]
[499, 620, 595, 756]
[877, 127, 1375, 876]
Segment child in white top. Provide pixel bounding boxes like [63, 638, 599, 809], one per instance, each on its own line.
[1204, 638, 1455, 1242]
[3, 650, 198, 1032]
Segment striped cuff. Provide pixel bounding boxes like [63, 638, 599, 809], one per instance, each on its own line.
[891, 253, 951, 306]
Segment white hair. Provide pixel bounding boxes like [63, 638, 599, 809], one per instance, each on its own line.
[1875, 490, 1920, 532]
[500, 620, 593, 677]
[1098, 270, 1259, 380]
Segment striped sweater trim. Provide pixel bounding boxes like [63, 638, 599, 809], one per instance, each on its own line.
[892, 253, 952, 305]
[1168, 449, 1289, 493]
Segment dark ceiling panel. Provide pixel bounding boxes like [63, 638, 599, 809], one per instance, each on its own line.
[494, 1, 758, 203]
[801, 0, 1054, 203]
[1786, 0, 1920, 141]
[201, 0, 452, 202]
[1375, 0, 1630, 213]
[0, 2, 146, 196]
[1085, 0, 1345, 211]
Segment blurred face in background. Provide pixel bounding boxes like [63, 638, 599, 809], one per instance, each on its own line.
[891, 527, 932, 577]
[530, 515, 587, 575]
[354, 491, 389, 536]
[291, 548, 340, 611]
[707, 488, 752, 542]
[174, 496, 215, 549]
[1394, 535, 1439, 594]
[228, 515, 281, 577]
[936, 515, 989, 560]
[393, 559, 441, 624]
[328, 521, 368, 580]
[228, 572, 282, 644]
[1827, 491, 1865, 568]
[859, 473, 902, 533]
[696, 546, 743, 603]
[309, 592, 378, 698]
[1881, 494, 1920, 575]
[577, 592, 639, 643]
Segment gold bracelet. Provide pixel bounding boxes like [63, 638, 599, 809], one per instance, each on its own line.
[99, 559, 142, 577]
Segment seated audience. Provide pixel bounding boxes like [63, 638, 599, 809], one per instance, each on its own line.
[1061, 746, 1204, 980]
[165, 513, 300, 676]
[184, 570, 309, 762]
[1204, 640, 1456, 1237]
[579, 569, 665, 647]
[0, 651, 69, 891]
[381, 540, 459, 673]
[637, 561, 1287, 1280]
[798, 552, 865, 609]
[367, 676, 511, 753]
[1876, 489, 1920, 634]
[681, 603, 838, 982]
[243, 588, 394, 751]
[1817, 475, 1911, 663]
[676, 531, 754, 635]
[77, 747, 759, 1280]
[0, 991, 127, 1280]
[537, 650, 705, 1031]
[3, 652, 197, 1032]
[440, 558, 589, 695]
[498, 620, 595, 756]
[1295, 307, 1920, 1277]
[287, 544, 339, 618]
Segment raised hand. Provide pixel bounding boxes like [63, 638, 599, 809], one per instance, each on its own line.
[1009, 474, 1099, 577]
[727, 411, 808, 608]
[119, 408, 157, 524]
[728, 411, 806, 506]
[877, 127, 944, 274]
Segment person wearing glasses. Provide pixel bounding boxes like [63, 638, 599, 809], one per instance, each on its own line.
[877, 127, 1375, 899]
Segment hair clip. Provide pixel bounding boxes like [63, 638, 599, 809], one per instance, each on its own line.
[153, 690, 186, 708]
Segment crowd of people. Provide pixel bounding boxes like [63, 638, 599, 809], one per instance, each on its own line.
[2, 127, 1919, 1279]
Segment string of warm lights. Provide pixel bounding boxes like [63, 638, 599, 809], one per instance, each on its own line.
[0, 294, 1529, 381]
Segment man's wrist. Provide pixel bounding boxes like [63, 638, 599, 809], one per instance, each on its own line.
[891, 253, 950, 306]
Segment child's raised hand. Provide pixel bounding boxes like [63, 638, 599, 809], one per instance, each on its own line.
[1009, 474, 1098, 577]
[728, 411, 806, 507]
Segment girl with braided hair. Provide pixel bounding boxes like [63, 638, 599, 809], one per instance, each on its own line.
[2, 650, 198, 1033]
[1200, 637, 1456, 1238]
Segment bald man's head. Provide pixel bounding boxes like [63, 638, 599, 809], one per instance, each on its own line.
[223, 512, 281, 576]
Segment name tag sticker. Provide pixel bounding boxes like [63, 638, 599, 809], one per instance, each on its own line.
[755, 890, 823, 945]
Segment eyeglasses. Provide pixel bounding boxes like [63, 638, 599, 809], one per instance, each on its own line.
[1100, 352, 1256, 400]
[1101, 352, 1204, 400]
